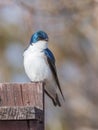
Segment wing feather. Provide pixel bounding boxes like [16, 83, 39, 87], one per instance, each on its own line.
[44, 48, 65, 100]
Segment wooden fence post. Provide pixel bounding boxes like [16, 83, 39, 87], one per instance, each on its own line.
[0, 82, 44, 130]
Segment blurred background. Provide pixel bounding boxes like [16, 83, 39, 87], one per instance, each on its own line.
[0, 0, 98, 130]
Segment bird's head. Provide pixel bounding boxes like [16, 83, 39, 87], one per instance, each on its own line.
[30, 31, 49, 45]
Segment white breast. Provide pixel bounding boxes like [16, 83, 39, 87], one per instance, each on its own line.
[23, 44, 51, 81]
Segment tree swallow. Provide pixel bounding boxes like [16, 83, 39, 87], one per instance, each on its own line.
[23, 31, 65, 106]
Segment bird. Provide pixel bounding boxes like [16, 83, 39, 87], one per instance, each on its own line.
[23, 30, 65, 106]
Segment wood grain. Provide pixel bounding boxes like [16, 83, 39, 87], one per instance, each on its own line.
[0, 82, 44, 120]
[0, 106, 44, 120]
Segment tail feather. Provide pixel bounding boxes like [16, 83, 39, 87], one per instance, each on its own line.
[45, 90, 61, 107]
[50, 93, 61, 107]
[55, 93, 61, 107]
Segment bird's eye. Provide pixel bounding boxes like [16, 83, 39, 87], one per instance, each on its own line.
[38, 37, 42, 41]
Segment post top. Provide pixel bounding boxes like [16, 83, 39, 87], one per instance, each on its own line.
[0, 82, 44, 120]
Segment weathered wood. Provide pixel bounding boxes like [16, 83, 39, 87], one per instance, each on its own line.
[0, 120, 43, 130]
[0, 82, 44, 120]
[0, 121, 30, 130]
[0, 106, 43, 120]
